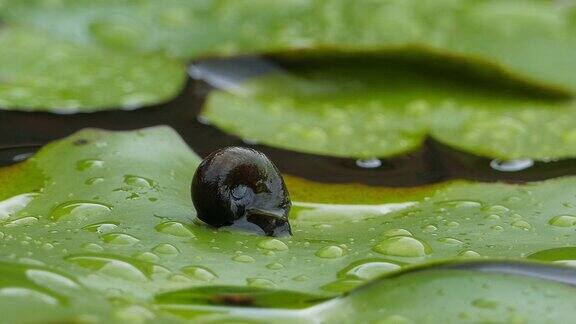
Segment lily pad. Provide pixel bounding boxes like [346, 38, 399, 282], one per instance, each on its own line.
[4, 0, 576, 93]
[157, 262, 576, 322]
[1, 127, 576, 320]
[0, 27, 186, 113]
[203, 60, 576, 160]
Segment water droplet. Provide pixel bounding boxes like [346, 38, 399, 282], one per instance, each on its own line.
[315, 245, 347, 259]
[485, 214, 501, 221]
[4, 216, 38, 228]
[491, 225, 504, 231]
[155, 221, 195, 238]
[66, 255, 148, 281]
[0, 287, 59, 305]
[373, 236, 432, 257]
[490, 159, 533, 172]
[135, 252, 160, 263]
[356, 158, 382, 169]
[246, 278, 276, 288]
[152, 243, 179, 255]
[100, 233, 140, 245]
[49, 201, 112, 222]
[511, 220, 531, 230]
[83, 221, 119, 233]
[0, 193, 38, 222]
[346, 261, 400, 280]
[266, 262, 285, 270]
[549, 215, 576, 227]
[257, 238, 288, 251]
[26, 269, 79, 291]
[123, 175, 155, 188]
[422, 224, 438, 233]
[232, 255, 255, 263]
[437, 237, 463, 245]
[383, 228, 413, 237]
[181, 266, 217, 282]
[459, 250, 481, 258]
[76, 159, 104, 171]
[292, 275, 310, 282]
[81, 243, 104, 252]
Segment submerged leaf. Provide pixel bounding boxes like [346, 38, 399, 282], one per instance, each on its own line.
[203, 60, 576, 160]
[1, 127, 576, 320]
[0, 27, 186, 113]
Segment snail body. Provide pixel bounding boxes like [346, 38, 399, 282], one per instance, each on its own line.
[192, 147, 291, 236]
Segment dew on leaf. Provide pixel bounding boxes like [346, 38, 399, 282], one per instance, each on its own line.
[76, 159, 104, 171]
[100, 233, 140, 246]
[66, 255, 149, 282]
[83, 221, 119, 233]
[315, 245, 347, 259]
[49, 201, 112, 222]
[548, 215, 576, 227]
[257, 238, 289, 251]
[232, 255, 255, 263]
[372, 236, 432, 257]
[180, 266, 217, 282]
[0, 193, 38, 222]
[155, 221, 195, 238]
[246, 278, 276, 288]
[345, 261, 401, 280]
[152, 243, 180, 255]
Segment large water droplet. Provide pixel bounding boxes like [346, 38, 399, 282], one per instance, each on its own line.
[346, 261, 401, 280]
[0, 287, 59, 305]
[246, 278, 276, 288]
[100, 233, 140, 246]
[0, 193, 38, 222]
[373, 236, 432, 257]
[356, 158, 382, 169]
[4, 216, 39, 228]
[123, 175, 156, 188]
[83, 221, 119, 233]
[152, 243, 179, 255]
[315, 245, 347, 259]
[26, 269, 79, 291]
[181, 266, 217, 282]
[49, 201, 112, 222]
[155, 221, 195, 238]
[549, 215, 576, 227]
[232, 255, 255, 263]
[66, 255, 148, 282]
[490, 159, 533, 172]
[383, 228, 413, 237]
[257, 238, 288, 251]
[76, 159, 104, 171]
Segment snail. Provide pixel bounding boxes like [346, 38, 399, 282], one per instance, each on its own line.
[192, 147, 292, 236]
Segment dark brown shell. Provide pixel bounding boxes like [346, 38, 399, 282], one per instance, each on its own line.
[192, 147, 291, 236]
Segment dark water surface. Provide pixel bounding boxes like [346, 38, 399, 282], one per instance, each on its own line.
[1, 76, 575, 187]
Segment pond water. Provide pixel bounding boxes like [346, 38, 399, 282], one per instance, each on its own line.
[1, 57, 575, 186]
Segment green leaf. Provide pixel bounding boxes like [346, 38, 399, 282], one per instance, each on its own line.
[1, 127, 576, 320]
[0, 27, 186, 113]
[157, 261, 576, 322]
[203, 60, 576, 160]
[4, 0, 576, 93]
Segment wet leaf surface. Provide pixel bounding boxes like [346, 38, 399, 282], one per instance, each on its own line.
[1, 127, 576, 321]
[204, 59, 576, 160]
[0, 27, 186, 112]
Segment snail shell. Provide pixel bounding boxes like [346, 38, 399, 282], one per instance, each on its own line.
[192, 147, 292, 236]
